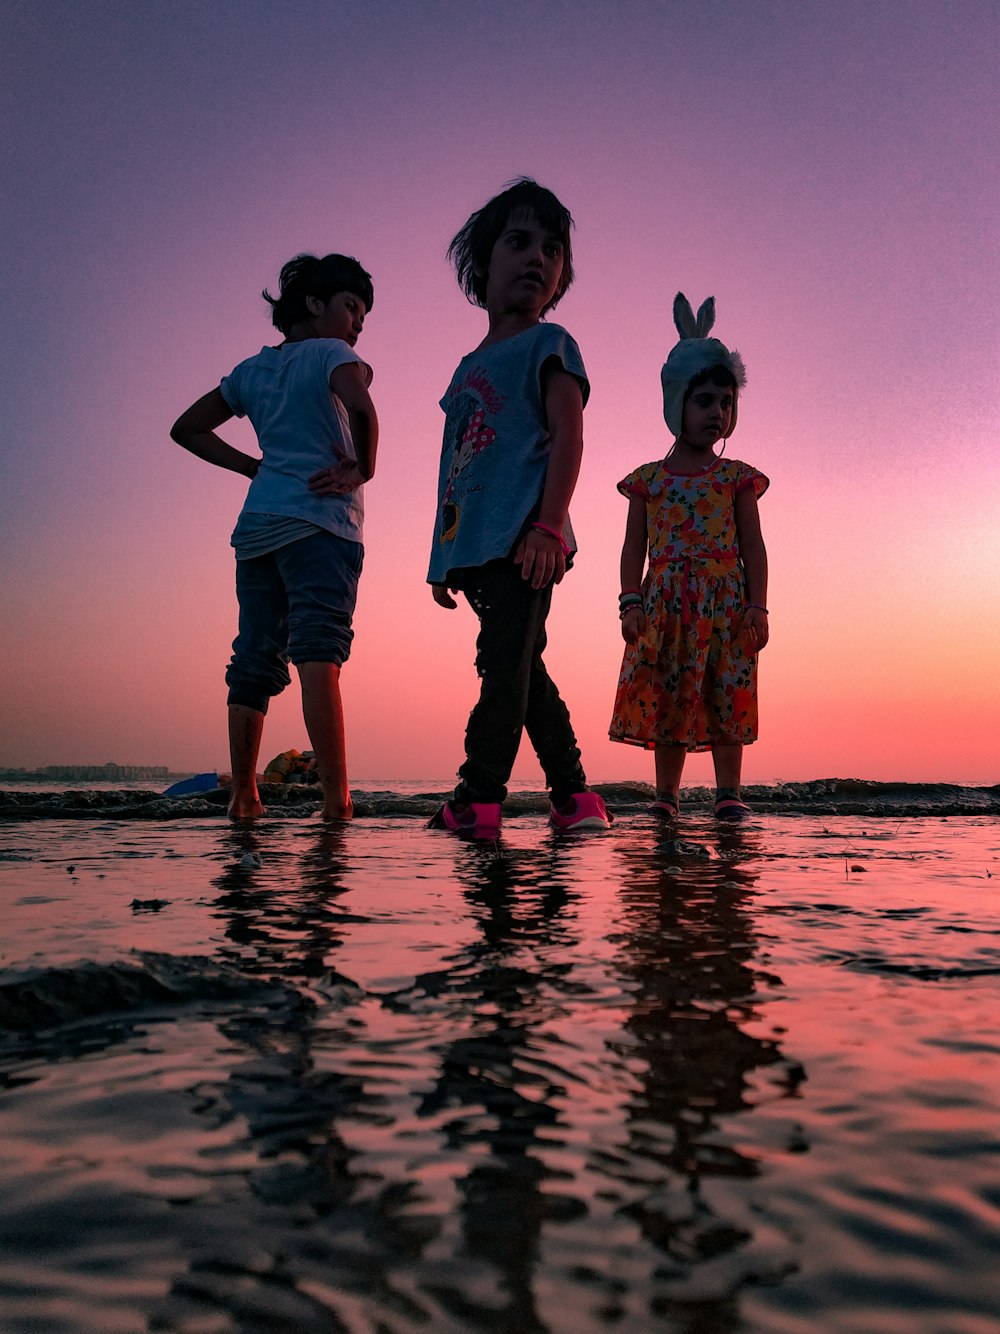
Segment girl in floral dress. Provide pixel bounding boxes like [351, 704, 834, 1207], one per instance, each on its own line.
[609, 294, 769, 822]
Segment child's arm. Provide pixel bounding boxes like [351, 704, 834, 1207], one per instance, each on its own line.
[620, 493, 648, 644]
[514, 365, 584, 591]
[308, 363, 379, 496]
[431, 582, 459, 609]
[735, 486, 769, 651]
[170, 389, 259, 478]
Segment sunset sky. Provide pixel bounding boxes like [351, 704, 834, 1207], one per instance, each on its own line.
[2, 0, 997, 785]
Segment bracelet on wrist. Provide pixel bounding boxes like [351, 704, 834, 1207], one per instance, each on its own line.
[746, 604, 768, 613]
[532, 522, 572, 557]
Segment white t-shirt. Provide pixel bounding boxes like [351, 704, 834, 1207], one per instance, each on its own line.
[220, 338, 372, 546]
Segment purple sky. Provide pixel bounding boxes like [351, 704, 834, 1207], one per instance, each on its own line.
[1, 1, 997, 782]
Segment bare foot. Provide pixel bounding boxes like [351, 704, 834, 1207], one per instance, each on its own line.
[228, 790, 264, 820]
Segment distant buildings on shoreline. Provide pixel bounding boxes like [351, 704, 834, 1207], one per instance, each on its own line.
[0, 763, 176, 782]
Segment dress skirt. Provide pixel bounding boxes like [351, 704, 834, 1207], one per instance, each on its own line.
[609, 555, 758, 751]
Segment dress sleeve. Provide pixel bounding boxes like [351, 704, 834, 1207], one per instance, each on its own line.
[734, 462, 769, 500]
[617, 467, 649, 500]
[536, 324, 590, 407]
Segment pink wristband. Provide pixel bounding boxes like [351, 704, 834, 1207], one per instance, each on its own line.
[532, 522, 571, 557]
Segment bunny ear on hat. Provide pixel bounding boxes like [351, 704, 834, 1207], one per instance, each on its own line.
[672, 292, 716, 340]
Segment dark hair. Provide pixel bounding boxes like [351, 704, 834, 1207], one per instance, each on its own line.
[262, 253, 374, 335]
[447, 178, 574, 314]
[683, 364, 738, 405]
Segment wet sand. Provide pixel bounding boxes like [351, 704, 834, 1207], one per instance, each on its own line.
[1, 802, 998, 1332]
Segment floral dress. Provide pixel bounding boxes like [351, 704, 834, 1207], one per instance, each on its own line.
[609, 457, 768, 751]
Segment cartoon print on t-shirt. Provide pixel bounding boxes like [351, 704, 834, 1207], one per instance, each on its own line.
[439, 391, 496, 543]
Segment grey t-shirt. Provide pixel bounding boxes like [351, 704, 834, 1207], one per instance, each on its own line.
[427, 323, 589, 585]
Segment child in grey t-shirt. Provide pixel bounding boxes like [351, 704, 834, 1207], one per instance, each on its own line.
[428, 179, 611, 837]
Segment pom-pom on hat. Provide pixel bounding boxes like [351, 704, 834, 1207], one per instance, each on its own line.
[661, 293, 747, 438]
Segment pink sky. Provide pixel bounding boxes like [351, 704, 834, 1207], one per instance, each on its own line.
[1, 1, 997, 784]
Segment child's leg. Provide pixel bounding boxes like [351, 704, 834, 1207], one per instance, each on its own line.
[225, 553, 294, 820]
[522, 612, 587, 808]
[228, 704, 265, 819]
[298, 661, 352, 820]
[711, 743, 751, 820]
[278, 531, 363, 821]
[711, 743, 744, 795]
[457, 560, 559, 804]
[654, 744, 687, 803]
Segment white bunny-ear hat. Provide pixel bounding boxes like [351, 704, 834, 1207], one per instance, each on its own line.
[660, 292, 747, 438]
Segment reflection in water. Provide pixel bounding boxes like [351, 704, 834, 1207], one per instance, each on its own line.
[211, 822, 366, 982]
[1, 812, 996, 1330]
[0, 819, 807, 1329]
[198, 823, 806, 1328]
[396, 837, 584, 1332]
[193, 828, 592, 1328]
[146, 825, 388, 1329]
[604, 826, 803, 1288]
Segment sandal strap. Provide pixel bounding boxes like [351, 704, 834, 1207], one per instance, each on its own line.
[714, 797, 749, 813]
[648, 797, 680, 816]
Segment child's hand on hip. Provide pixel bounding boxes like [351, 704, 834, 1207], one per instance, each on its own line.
[514, 530, 565, 589]
[308, 460, 366, 495]
[621, 607, 646, 643]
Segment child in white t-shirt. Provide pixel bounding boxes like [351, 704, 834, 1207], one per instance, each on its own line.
[171, 253, 378, 821]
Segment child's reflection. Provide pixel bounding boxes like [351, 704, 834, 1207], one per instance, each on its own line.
[604, 826, 804, 1276]
[397, 836, 581, 1331]
[210, 822, 362, 982]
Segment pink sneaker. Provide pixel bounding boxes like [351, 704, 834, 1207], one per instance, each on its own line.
[429, 799, 502, 838]
[549, 791, 612, 831]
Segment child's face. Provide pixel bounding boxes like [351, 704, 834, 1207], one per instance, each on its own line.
[680, 383, 735, 449]
[307, 290, 367, 345]
[483, 209, 566, 318]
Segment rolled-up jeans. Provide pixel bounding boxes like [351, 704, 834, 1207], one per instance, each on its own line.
[226, 531, 363, 715]
[455, 558, 587, 806]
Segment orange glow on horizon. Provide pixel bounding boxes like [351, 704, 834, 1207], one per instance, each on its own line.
[0, 6, 996, 786]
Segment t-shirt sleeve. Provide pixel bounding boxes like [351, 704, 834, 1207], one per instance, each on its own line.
[536, 324, 590, 407]
[617, 466, 649, 500]
[319, 339, 373, 387]
[734, 462, 769, 500]
[219, 368, 245, 418]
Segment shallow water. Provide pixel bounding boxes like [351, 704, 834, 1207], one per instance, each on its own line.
[1, 812, 998, 1333]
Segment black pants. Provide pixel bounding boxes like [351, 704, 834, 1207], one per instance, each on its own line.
[455, 559, 587, 806]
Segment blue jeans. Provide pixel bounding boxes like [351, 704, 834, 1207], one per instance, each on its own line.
[455, 558, 587, 806]
[226, 531, 363, 715]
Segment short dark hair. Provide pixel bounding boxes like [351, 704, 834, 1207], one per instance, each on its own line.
[447, 178, 574, 315]
[684, 364, 738, 404]
[262, 253, 374, 335]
